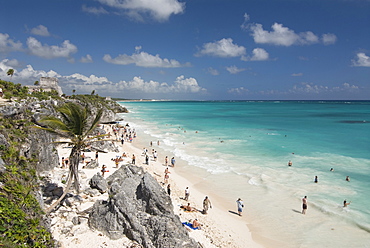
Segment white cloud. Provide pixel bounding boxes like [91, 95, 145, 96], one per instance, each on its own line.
[228, 87, 249, 94]
[66, 73, 110, 85]
[291, 73, 303, 77]
[226, 66, 245, 74]
[27, 37, 77, 59]
[248, 23, 336, 46]
[0, 59, 60, 83]
[290, 82, 359, 94]
[196, 38, 246, 58]
[82, 5, 108, 15]
[0, 59, 206, 97]
[351, 52, 370, 67]
[322, 33, 337, 45]
[80, 54, 93, 63]
[240, 13, 250, 30]
[1, 58, 21, 68]
[97, 0, 185, 22]
[242, 48, 269, 61]
[103, 50, 189, 68]
[0, 33, 23, 53]
[207, 67, 219, 75]
[68, 74, 206, 95]
[30, 25, 50, 37]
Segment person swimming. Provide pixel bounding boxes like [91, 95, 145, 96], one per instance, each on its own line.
[343, 200, 351, 207]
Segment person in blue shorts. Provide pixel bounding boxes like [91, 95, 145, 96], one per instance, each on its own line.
[236, 198, 244, 216]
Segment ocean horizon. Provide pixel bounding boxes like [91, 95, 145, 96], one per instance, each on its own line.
[118, 100, 370, 247]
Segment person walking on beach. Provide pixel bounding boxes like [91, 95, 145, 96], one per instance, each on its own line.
[171, 157, 176, 167]
[302, 196, 308, 214]
[236, 198, 244, 216]
[132, 154, 136, 165]
[203, 196, 212, 214]
[165, 156, 168, 166]
[95, 151, 99, 162]
[153, 151, 158, 161]
[184, 187, 190, 201]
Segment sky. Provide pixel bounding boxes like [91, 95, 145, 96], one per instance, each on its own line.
[0, 0, 369, 100]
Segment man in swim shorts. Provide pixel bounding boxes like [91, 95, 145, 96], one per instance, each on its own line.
[236, 198, 244, 216]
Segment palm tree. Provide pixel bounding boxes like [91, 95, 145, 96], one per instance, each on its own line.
[7, 69, 14, 77]
[37, 102, 103, 213]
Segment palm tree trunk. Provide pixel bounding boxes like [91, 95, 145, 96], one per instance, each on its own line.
[45, 146, 81, 214]
[69, 146, 81, 193]
[45, 169, 73, 214]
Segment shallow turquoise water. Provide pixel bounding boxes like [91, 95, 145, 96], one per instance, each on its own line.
[118, 100, 370, 246]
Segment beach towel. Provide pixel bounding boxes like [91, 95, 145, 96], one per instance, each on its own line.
[182, 222, 199, 230]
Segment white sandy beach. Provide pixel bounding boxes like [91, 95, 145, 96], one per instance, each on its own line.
[48, 124, 264, 248]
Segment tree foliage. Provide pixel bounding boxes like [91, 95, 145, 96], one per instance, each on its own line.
[37, 102, 103, 213]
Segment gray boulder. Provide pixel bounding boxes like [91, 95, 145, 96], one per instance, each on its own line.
[89, 173, 108, 193]
[84, 159, 99, 169]
[88, 165, 200, 248]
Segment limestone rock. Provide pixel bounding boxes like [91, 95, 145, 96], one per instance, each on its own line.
[89, 173, 108, 193]
[88, 165, 200, 248]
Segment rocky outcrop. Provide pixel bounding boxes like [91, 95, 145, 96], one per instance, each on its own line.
[88, 165, 200, 248]
[89, 173, 108, 193]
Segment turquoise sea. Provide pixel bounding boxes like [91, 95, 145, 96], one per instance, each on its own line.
[118, 100, 370, 247]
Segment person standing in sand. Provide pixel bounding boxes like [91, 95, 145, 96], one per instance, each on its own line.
[171, 157, 175, 167]
[203, 196, 212, 214]
[164, 173, 169, 184]
[167, 184, 171, 195]
[165, 156, 168, 166]
[236, 198, 244, 216]
[101, 164, 107, 177]
[302, 196, 308, 214]
[132, 154, 136, 165]
[184, 187, 190, 201]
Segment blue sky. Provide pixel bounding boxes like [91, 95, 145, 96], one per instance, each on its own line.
[0, 0, 369, 100]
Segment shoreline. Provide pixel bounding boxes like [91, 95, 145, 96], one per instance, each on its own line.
[117, 121, 265, 248]
[116, 104, 370, 248]
[51, 122, 264, 247]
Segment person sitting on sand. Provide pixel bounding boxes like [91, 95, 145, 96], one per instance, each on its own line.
[192, 219, 202, 229]
[181, 203, 196, 212]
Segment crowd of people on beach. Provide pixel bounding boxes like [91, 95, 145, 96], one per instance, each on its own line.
[60, 123, 247, 235]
